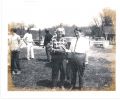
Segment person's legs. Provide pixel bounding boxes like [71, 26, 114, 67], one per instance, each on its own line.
[15, 51, 21, 74]
[62, 59, 68, 80]
[11, 51, 21, 74]
[27, 44, 30, 60]
[47, 50, 51, 62]
[66, 61, 72, 82]
[60, 61, 65, 88]
[78, 65, 84, 90]
[30, 45, 34, 59]
[52, 59, 59, 88]
[76, 54, 86, 89]
[45, 46, 48, 60]
[16, 51, 20, 70]
[46, 46, 51, 62]
[70, 62, 77, 89]
[11, 51, 15, 73]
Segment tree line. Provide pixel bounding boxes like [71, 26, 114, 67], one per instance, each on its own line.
[8, 8, 116, 43]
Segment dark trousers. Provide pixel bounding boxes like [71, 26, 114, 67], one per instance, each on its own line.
[51, 53, 65, 87]
[11, 50, 20, 73]
[68, 53, 86, 89]
[45, 46, 51, 61]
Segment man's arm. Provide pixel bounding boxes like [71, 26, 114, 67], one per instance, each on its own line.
[23, 39, 27, 45]
[22, 34, 27, 45]
[17, 35, 22, 49]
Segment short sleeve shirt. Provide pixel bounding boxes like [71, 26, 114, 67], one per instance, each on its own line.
[23, 33, 33, 43]
[9, 33, 21, 51]
[50, 37, 67, 50]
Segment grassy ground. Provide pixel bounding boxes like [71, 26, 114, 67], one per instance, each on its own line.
[8, 45, 115, 91]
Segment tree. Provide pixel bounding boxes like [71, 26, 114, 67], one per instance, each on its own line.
[100, 8, 116, 43]
[28, 24, 35, 29]
[90, 8, 116, 41]
[90, 25, 101, 38]
[100, 8, 116, 33]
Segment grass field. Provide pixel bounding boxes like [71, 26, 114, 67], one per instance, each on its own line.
[8, 45, 115, 91]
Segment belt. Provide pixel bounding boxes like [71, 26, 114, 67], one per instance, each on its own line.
[52, 52, 65, 55]
[27, 42, 32, 43]
[72, 52, 85, 55]
[74, 53, 85, 54]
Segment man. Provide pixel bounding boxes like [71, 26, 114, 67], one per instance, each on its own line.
[49, 28, 68, 90]
[9, 28, 21, 75]
[55, 23, 68, 83]
[43, 29, 53, 62]
[23, 29, 34, 60]
[67, 28, 89, 90]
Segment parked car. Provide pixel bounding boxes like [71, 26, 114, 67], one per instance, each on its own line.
[91, 37, 105, 48]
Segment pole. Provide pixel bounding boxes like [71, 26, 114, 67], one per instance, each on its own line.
[39, 29, 41, 46]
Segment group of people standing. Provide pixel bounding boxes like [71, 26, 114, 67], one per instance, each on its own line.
[8, 23, 89, 90]
[8, 28, 34, 74]
[44, 24, 89, 90]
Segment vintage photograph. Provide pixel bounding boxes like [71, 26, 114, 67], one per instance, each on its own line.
[7, 0, 116, 91]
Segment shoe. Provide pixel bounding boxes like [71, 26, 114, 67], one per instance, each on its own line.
[69, 86, 75, 90]
[51, 87, 57, 91]
[61, 86, 65, 90]
[16, 71, 21, 75]
[12, 71, 16, 75]
[69, 87, 73, 91]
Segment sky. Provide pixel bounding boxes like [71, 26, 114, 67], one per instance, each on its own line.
[3, 0, 117, 29]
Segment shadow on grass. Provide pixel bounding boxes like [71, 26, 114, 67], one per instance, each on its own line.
[19, 57, 28, 60]
[45, 62, 52, 68]
[36, 79, 71, 89]
[36, 79, 52, 88]
[36, 58, 48, 62]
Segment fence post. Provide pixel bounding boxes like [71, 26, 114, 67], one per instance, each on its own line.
[39, 29, 41, 46]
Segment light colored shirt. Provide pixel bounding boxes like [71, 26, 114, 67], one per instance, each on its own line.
[23, 33, 33, 43]
[70, 36, 89, 53]
[8, 33, 21, 51]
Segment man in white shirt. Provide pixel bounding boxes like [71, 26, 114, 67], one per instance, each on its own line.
[8, 28, 21, 75]
[67, 28, 89, 90]
[23, 29, 34, 60]
[70, 29, 89, 64]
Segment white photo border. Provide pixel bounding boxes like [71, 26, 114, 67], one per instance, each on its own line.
[1, 0, 120, 99]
